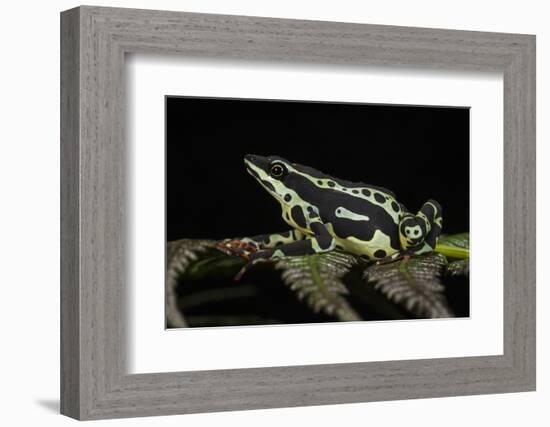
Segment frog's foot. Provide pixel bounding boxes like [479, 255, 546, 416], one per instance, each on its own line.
[216, 239, 259, 260]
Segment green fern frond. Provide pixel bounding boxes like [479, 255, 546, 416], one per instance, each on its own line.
[364, 253, 453, 318]
[166, 239, 218, 327]
[446, 258, 470, 277]
[275, 251, 361, 322]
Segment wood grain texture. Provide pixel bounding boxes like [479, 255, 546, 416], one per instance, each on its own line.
[60, 7, 81, 419]
[60, 5, 536, 420]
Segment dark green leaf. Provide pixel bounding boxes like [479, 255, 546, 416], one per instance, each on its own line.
[364, 253, 453, 318]
[438, 233, 469, 249]
[447, 259, 470, 277]
[166, 239, 218, 327]
[275, 251, 362, 321]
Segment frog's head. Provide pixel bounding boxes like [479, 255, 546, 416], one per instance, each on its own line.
[244, 154, 302, 207]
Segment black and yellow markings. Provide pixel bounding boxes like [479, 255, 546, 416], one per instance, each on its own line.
[398, 199, 443, 253]
[290, 205, 307, 229]
[241, 154, 443, 264]
[244, 229, 305, 250]
[295, 170, 402, 227]
[373, 249, 387, 258]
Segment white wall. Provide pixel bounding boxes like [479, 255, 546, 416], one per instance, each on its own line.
[0, 0, 546, 425]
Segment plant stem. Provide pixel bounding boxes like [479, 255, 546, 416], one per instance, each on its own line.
[434, 244, 469, 259]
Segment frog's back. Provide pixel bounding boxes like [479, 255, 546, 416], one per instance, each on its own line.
[318, 186, 402, 257]
[290, 162, 404, 258]
[295, 163, 396, 198]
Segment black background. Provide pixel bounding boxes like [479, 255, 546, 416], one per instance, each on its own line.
[166, 96, 469, 241]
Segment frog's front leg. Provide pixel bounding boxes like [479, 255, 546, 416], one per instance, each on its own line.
[258, 223, 335, 258]
[235, 210, 336, 280]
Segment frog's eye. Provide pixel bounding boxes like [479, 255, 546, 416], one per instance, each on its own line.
[269, 163, 286, 178]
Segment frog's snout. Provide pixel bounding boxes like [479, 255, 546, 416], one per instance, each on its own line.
[244, 154, 257, 163]
[244, 153, 267, 163]
[244, 154, 269, 171]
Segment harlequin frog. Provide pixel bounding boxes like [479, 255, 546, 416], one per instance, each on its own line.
[219, 154, 442, 279]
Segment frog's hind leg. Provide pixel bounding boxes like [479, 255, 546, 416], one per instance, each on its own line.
[419, 200, 443, 253]
[399, 199, 443, 256]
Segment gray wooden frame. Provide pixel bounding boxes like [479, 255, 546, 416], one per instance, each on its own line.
[60, 5, 536, 420]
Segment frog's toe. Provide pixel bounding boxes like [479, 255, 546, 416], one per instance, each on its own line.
[233, 262, 252, 281]
[375, 249, 418, 265]
[233, 258, 266, 281]
[233, 250, 274, 281]
[375, 252, 405, 265]
[216, 239, 258, 259]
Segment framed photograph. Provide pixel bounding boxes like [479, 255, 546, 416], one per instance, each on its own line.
[61, 6, 535, 420]
[164, 96, 470, 329]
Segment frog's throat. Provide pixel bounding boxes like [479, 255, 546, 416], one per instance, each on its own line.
[245, 159, 285, 204]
